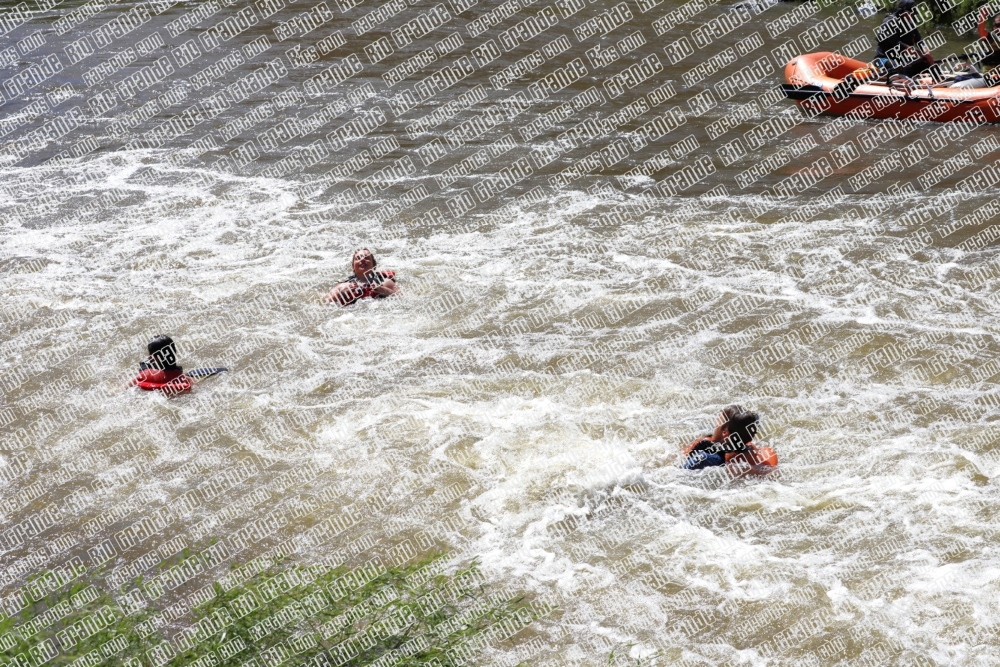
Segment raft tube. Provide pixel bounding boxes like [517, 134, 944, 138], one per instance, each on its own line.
[783, 52, 1000, 122]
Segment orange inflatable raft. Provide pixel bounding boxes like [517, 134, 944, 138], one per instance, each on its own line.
[782, 52, 1000, 122]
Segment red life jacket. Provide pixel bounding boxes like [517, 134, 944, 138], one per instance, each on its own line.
[134, 368, 192, 395]
[339, 270, 396, 305]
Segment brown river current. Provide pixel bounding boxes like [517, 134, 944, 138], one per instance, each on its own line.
[3, 0, 1000, 664]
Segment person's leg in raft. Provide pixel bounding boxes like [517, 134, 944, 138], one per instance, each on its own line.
[682, 452, 726, 470]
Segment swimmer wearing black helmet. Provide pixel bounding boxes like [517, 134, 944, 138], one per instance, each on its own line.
[131, 335, 192, 394]
[130, 335, 227, 394]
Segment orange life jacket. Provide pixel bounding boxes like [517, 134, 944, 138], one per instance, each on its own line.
[724, 444, 778, 468]
[133, 368, 192, 395]
[683, 438, 778, 470]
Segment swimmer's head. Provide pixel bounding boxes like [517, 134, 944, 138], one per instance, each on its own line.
[147, 334, 178, 369]
[352, 248, 377, 276]
[713, 405, 744, 441]
[894, 0, 915, 14]
[727, 410, 760, 447]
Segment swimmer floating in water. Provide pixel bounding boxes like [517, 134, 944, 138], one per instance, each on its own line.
[131, 335, 191, 395]
[325, 248, 398, 306]
[131, 335, 226, 395]
[681, 405, 777, 472]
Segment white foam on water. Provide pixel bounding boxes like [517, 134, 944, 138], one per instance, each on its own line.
[5, 150, 1000, 662]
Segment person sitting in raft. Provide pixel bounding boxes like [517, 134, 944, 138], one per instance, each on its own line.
[131, 334, 192, 395]
[325, 248, 397, 306]
[681, 405, 764, 470]
[873, 0, 934, 79]
[975, 6, 1000, 67]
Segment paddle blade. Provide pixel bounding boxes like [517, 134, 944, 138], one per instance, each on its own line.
[186, 367, 228, 378]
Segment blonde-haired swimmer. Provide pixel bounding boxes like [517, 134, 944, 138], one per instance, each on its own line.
[325, 248, 398, 306]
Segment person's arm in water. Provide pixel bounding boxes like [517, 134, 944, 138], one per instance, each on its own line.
[682, 437, 726, 469]
[325, 280, 363, 306]
[323, 273, 396, 304]
[687, 437, 714, 452]
[325, 283, 349, 304]
[370, 272, 397, 297]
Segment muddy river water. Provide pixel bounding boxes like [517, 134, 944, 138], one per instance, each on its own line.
[3, 0, 1000, 664]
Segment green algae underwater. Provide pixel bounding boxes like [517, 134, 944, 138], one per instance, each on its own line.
[0, 551, 551, 667]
